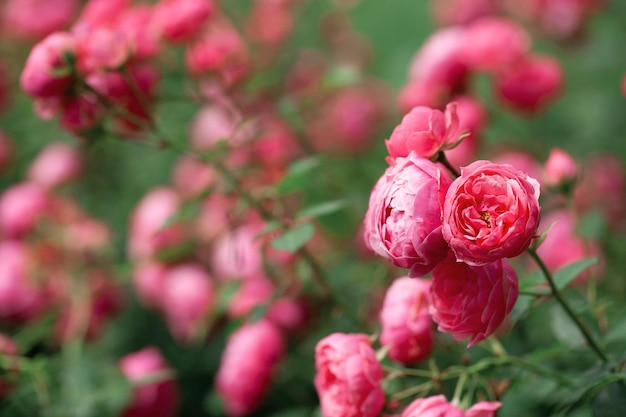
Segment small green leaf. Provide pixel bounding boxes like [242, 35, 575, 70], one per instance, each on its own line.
[296, 200, 348, 220]
[519, 270, 546, 291]
[553, 258, 598, 290]
[271, 222, 315, 253]
[510, 294, 535, 323]
[277, 157, 323, 194]
[551, 305, 586, 349]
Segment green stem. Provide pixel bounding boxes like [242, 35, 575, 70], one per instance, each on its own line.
[527, 248, 608, 363]
[437, 151, 460, 178]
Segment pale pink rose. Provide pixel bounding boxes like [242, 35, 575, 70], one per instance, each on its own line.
[492, 151, 542, 183]
[188, 103, 243, 151]
[536, 210, 603, 284]
[74, 0, 130, 30]
[442, 160, 541, 265]
[20, 32, 76, 99]
[461, 17, 530, 72]
[445, 95, 487, 169]
[398, 79, 448, 113]
[495, 54, 563, 113]
[408, 27, 469, 90]
[127, 187, 188, 260]
[0, 182, 51, 238]
[159, 263, 215, 343]
[119, 347, 179, 417]
[379, 277, 434, 364]
[430, 0, 496, 26]
[216, 320, 284, 417]
[385, 103, 460, 161]
[431, 254, 518, 346]
[0, 131, 14, 172]
[211, 222, 264, 280]
[543, 147, 578, 187]
[155, 0, 215, 43]
[185, 19, 250, 86]
[401, 395, 501, 417]
[267, 298, 309, 332]
[363, 152, 452, 277]
[314, 333, 385, 417]
[0, 241, 46, 323]
[27, 142, 83, 188]
[170, 155, 215, 199]
[228, 276, 274, 318]
[132, 262, 168, 308]
[574, 154, 626, 230]
[2, 0, 79, 40]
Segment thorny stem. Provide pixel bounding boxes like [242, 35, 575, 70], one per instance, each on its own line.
[527, 248, 608, 363]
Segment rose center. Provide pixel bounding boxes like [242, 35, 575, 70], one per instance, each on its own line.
[480, 211, 491, 227]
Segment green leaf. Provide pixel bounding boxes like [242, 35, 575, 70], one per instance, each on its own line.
[551, 305, 586, 349]
[553, 258, 598, 290]
[510, 294, 535, 324]
[519, 270, 546, 291]
[296, 200, 348, 220]
[271, 222, 315, 253]
[277, 157, 323, 194]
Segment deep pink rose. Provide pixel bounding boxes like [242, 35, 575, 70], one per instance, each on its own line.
[385, 103, 460, 161]
[380, 277, 434, 364]
[401, 395, 501, 417]
[442, 160, 541, 265]
[314, 333, 385, 417]
[119, 347, 179, 417]
[430, 255, 518, 346]
[216, 320, 284, 417]
[364, 152, 452, 277]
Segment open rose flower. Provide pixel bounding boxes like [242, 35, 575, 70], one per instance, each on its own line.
[314, 333, 384, 417]
[364, 152, 452, 277]
[430, 255, 518, 346]
[442, 160, 541, 265]
[401, 395, 501, 417]
[385, 103, 460, 161]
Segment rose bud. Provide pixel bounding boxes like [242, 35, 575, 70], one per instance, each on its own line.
[155, 0, 215, 43]
[266, 298, 309, 332]
[314, 333, 385, 417]
[132, 262, 167, 309]
[442, 160, 541, 266]
[170, 155, 215, 199]
[0, 241, 46, 323]
[401, 395, 501, 417]
[385, 103, 460, 161]
[159, 263, 215, 343]
[543, 147, 578, 189]
[119, 347, 179, 417]
[211, 222, 264, 281]
[227, 276, 273, 318]
[430, 255, 519, 346]
[445, 96, 487, 169]
[495, 54, 563, 113]
[0, 182, 51, 239]
[216, 320, 284, 417]
[20, 32, 76, 99]
[380, 277, 434, 364]
[461, 17, 530, 73]
[27, 142, 83, 188]
[363, 152, 452, 277]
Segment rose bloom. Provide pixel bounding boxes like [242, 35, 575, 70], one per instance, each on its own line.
[430, 254, 519, 346]
[379, 277, 434, 364]
[216, 320, 284, 417]
[401, 395, 501, 417]
[364, 152, 452, 277]
[314, 333, 385, 417]
[385, 103, 460, 161]
[442, 160, 541, 266]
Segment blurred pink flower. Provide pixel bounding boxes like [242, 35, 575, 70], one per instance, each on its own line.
[155, 0, 215, 43]
[445, 95, 487, 169]
[27, 142, 83, 188]
[430, 0, 497, 26]
[2, 0, 79, 40]
[364, 152, 452, 277]
[431, 255, 518, 346]
[216, 320, 285, 416]
[543, 147, 578, 188]
[380, 277, 434, 364]
[401, 395, 501, 417]
[314, 333, 385, 417]
[0, 182, 51, 239]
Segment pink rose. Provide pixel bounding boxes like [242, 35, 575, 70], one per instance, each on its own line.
[401, 395, 501, 417]
[0, 182, 51, 239]
[119, 347, 179, 417]
[495, 54, 563, 113]
[380, 277, 434, 364]
[2, 0, 78, 40]
[216, 320, 284, 417]
[227, 276, 274, 318]
[385, 103, 460, 161]
[155, 0, 215, 43]
[430, 254, 518, 346]
[170, 155, 215, 199]
[442, 160, 541, 265]
[543, 147, 578, 188]
[364, 152, 452, 277]
[27, 142, 83, 188]
[314, 333, 385, 417]
[211, 222, 264, 280]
